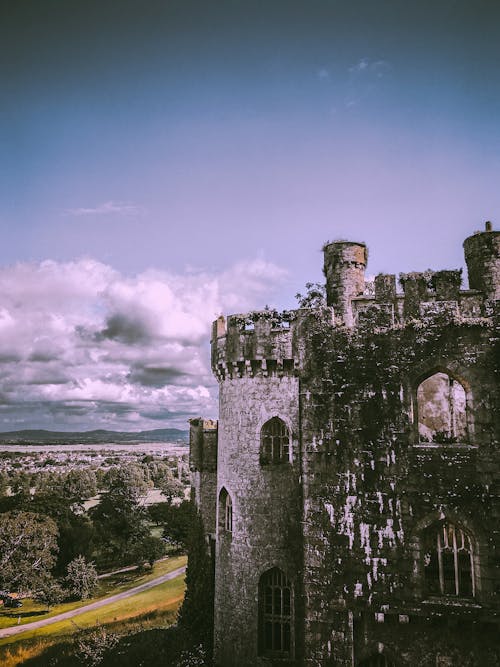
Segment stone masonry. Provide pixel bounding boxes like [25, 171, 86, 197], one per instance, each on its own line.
[190, 223, 500, 666]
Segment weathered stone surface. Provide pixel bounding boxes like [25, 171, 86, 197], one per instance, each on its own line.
[191, 224, 500, 666]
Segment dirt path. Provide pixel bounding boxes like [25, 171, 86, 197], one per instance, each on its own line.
[0, 565, 186, 639]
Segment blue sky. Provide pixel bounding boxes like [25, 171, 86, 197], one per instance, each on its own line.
[0, 0, 499, 430]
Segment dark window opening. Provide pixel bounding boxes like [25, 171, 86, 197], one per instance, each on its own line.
[259, 568, 292, 658]
[260, 417, 290, 465]
[423, 522, 475, 598]
[218, 487, 233, 534]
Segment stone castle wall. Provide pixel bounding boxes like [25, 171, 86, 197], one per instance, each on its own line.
[191, 223, 500, 666]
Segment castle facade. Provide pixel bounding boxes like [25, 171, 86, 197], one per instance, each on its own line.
[190, 223, 499, 666]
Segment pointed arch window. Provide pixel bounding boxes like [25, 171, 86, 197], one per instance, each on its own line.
[258, 568, 292, 658]
[218, 487, 233, 533]
[417, 372, 467, 443]
[423, 522, 475, 597]
[260, 417, 290, 465]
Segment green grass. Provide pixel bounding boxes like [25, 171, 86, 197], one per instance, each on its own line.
[0, 555, 186, 631]
[0, 573, 186, 647]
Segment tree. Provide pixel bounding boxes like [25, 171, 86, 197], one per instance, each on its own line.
[66, 555, 99, 600]
[0, 470, 9, 496]
[178, 505, 214, 662]
[90, 465, 150, 568]
[18, 489, 95, 574]
[147, 461, 185, 504]
[162, 500, 192, 549]
[34, 578, 65, 611]
[148, 501, 171, 526]
[9, 471, 32, 496]
[62, 468, 98, 504]
[157, 473, 185, 505]
[102, 464, 149, 503]
[129, 535, 166, 569]
[0, 511, 59, 592]
[295, 281, 327, 308]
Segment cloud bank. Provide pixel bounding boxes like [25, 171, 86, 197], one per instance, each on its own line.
[0, 258, 287, 431]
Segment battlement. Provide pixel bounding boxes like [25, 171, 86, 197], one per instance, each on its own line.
[351, 268, 486, 327]
[211, 224, 498, 381]
[211, 308, 313, 381]
[189, 417, 218, 472]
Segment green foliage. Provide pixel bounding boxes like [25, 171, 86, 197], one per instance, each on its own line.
[15, 490, 95, 574]
[0, 510, 59, 592]
[178, 505, 214, 663]
[161, 500, 192, 549]
[129, 535, 166, 569]
[103, 464, 149, 503]
[66, 556, 99, 600]
[295, 281, 327, 308]
[176, 644, 207, 666]
[0, 470, 9, 496]
[76, 623, 119, 666]
[34, 578, 65, 611]
[158, 476, 185, 504]
[90, 466, 151, 569]
[148, 501, 171, 525]
[62, 468, 98, 504]
[91, 498, 150, 569]
[9, 471, 32, 496]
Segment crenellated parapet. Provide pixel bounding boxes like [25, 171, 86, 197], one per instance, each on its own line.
[211, 308, 319, 381]
[211, 224, 498, 382]
[200, 221, 499, 667]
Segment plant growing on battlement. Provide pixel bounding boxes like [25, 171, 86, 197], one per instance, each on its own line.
[295, 282, 326, 308]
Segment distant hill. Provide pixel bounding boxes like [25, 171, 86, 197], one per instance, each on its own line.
[0, 428, 189, 445]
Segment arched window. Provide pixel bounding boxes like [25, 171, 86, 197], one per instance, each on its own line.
[259, 568, 292, 658]
[417, 372, 467, 443]
[422, 522, 475, 597]
[218, 487, 232, 533]
[358, 655, 396, 667]
[260, 417, 290, 465]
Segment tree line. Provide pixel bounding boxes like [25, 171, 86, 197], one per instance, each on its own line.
[0, 459, 191, 604]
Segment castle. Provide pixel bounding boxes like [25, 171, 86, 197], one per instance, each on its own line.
[189, 223, 499, 666]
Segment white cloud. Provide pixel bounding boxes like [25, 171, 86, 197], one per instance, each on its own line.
[65, 201, 144, 216]
[348, 59, 391, 77]
[0, 257, 287, 430]
[345, 58, 392, 108]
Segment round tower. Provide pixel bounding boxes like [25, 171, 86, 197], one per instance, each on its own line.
[463, 221, 500, 301]
[211, 312, 302, 666]
[323, 241, 368, 326]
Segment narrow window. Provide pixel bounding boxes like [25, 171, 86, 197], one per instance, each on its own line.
[423, 522, 475, 597]
[218, 487, 233, 534]
[259, 568, 292, 658]
[224, 493, 232, 532]
[260, 417, 290, 465]
[417, 372, 467, 443]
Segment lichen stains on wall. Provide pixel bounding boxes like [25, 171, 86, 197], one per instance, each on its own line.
[193, 224, 500, 667]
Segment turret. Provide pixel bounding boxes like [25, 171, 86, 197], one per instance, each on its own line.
[463, 221, 500, 301]
[323, 241, 367, 326]
[189, 418, 218, 537]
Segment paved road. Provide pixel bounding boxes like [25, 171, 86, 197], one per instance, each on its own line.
[0, 565, 186, 639]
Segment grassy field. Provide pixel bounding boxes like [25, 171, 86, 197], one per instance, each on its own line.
[0, 555, 186, 631]
[0, 573, 185, 646]
[0, 563, 186, 666]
